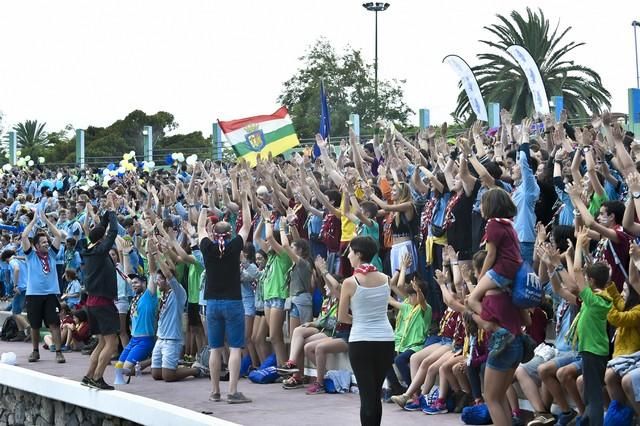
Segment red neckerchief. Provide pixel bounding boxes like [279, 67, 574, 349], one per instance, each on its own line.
[420, 197, 438, 240]
[36, 251, 51, 274]
[353, 264, 377, 275]
[443, 191, 463, 229]
[213, 231, 232, 258]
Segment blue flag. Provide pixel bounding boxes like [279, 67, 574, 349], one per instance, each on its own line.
[315, 81, 330, 159]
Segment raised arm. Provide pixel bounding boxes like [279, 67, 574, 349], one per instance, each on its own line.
[21, 213, 38, 253]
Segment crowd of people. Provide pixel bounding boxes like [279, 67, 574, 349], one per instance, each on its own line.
[0, 109, 639, 426]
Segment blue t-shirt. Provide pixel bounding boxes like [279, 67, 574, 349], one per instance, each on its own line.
[65, 279, 81, 307]
[9, 258, 28, 291]
[132, 289, 158, 337]
[157, 277, 187, 340]
[25, 247, 60, 295]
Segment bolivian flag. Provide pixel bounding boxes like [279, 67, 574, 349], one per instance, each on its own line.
[218, 107, 300, 166]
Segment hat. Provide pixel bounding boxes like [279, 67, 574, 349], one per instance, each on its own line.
[127, 273, 147, 282]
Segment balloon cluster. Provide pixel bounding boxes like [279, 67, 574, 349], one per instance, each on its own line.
[164, 152, 198, 167]
[0, 151, 46, 177]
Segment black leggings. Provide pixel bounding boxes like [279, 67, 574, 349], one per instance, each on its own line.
[349, 341, 395, 426]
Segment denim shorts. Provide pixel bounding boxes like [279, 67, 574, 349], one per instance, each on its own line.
[487, 268, 513, 289]
[521, 355, 546, 382]
[554, 351, 582, 374]
[628, 368, 640, 402]
[487, 334, 524, 372]
[264, 297, 286, 310]
[151, 338, 182, 370]
[423, 335, 453, 347]
[290, 293, 313, 323]
[206, 299, 245, 349]
[120, 335, 155, 365]
[11, 292, 26, 315]
[242, 295, 256, 316]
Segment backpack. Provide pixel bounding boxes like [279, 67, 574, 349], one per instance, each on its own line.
[0, 317, 18, 341]
[511, 262, 542, 308]
[195, 345, 211, 375]
[248, 366, 278, 384]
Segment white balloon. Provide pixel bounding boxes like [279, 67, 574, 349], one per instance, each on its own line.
[1, 352, 17, 365]
[27, 160, 34, 167]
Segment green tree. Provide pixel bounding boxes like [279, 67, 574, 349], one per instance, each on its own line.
[13, 120, 51, 158]
[454, 8, 611, 124]
[278, 38, 412, 139]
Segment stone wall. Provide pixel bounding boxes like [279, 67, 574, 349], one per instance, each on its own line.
[0, 385, 140, 426]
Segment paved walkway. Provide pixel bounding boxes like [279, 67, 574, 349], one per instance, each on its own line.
[0, 341, 468, 425]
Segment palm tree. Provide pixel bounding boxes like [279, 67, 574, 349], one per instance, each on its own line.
[454, 8, 611, 124]
[13, 120, 51, 157]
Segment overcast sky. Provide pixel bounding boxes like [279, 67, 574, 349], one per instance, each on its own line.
[0, 0, 637, 138]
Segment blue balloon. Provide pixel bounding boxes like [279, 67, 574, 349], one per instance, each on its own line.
[164, 154, 174, 166]
[107, 163, 116, 171]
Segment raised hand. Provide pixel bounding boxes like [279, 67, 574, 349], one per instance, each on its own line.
[435, 269, 447, 286]
[536, 222, 548, 244]
[315, 133, 327, 149]
[576, 226, 591, 248]
[444, 245, 458, 263]
[500, 109, 512, 126]
[626, 171, 640, 194]
[400, 252, 412, 269]
[314, 256, 328, 273]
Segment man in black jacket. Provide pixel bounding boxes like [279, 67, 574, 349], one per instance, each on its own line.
[81, 195, 119, 390]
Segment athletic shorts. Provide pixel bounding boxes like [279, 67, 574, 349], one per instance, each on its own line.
[119, 335, 155, 365]
[26, 294, 60, 329]
[87, 304, 120, 336]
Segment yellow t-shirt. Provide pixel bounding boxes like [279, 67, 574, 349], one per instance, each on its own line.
[340, 186, 365, 243]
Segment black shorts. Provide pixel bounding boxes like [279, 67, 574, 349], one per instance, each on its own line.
[26, 295, 61, 329]
[87, 304, 120, 336]
[187, 303, 202, 326]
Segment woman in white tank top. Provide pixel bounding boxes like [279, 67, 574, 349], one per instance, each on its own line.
[338, 236, 394, 426]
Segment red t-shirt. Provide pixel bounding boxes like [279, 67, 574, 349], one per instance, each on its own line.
[484, 219, 522, 280]
[480, 292, 522, 336]
[603, 226, 631, 292]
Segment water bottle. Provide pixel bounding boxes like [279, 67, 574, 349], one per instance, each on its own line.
[135, 362, 141, 377]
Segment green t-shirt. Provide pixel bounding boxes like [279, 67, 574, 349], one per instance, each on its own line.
[394, 300, 432, 353]
[588, 192, 608, 218]
[356, 220, 383, 271]
[262, 251, 293, 301]
[187, 262, 205, 304]
[577, 286, 612, 356]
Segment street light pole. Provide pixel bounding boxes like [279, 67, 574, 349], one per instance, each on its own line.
[362, 2, 390, 120]
[633, 21, 640, 89]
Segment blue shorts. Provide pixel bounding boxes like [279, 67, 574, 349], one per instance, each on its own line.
[119, 336, 155, 365]
[151, 338, 182, 370]
[242, 295, 256, 316]
[206, 299, 245, 349]
[487, 268, 513, 289]
[423, 335, 453, 347]
[11, 292, 26, 315]
[487, 335, 524, 372]
[554, 352, 582, 374]
[264, 297, 285, 310]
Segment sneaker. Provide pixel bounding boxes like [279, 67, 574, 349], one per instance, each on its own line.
[80, 376, 93, 387]
[227, 392, 252, 404]
[209, 392, 221, 402]
[512, 415, 525, 426]
[49, 344, 57, 353]
[526, 412, 556, 426]
[56, 352, 66, 364]
[488, 327, 515, 358]
[555, 410, 577, 426]
[28, 350, 40, 362]
[305, 381, 326, 395]
[192, 361, 208, 378]
[276, 360, 298, 375]
[89, 377, 114, 390]
[282, 375, 304, 390]
[422, 400, 448, 415]
[382, 388, 393, 403]
[404, 395, 428, 412]
[390, 393, 411, 409]
[9, 334, 25, 342]
[60, 345, 72, 353]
